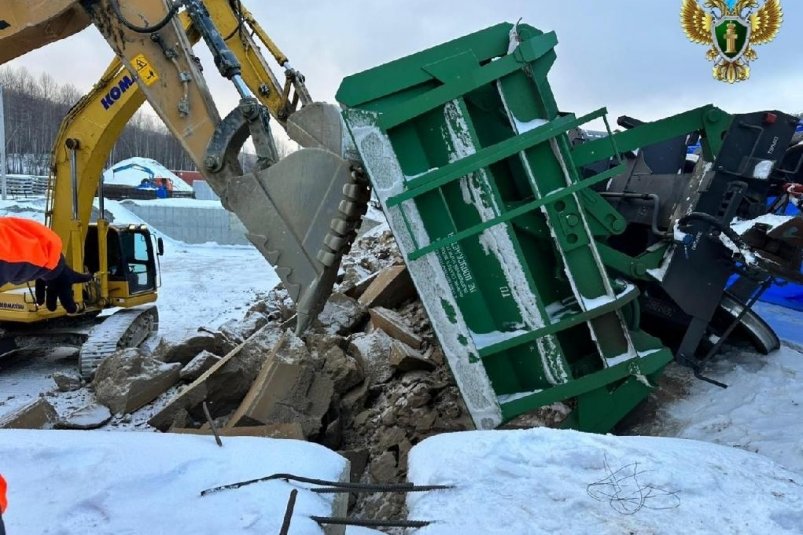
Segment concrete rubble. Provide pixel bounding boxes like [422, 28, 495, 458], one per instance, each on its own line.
[179, 350, 221, 382]
[93, 348, 182, 415]
[317, 293, 367, 335]
[358, 265, 416, 309]
[25, 225, 476, 528]
[0, 398, 58, 429]
[225, 332, 334, 437]
[56, 403, 113, 430]
[52, 371, 83, 392]
[369, 307, 424, 349]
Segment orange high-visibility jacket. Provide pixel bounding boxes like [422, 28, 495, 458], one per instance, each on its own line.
[0, 473, 7, 513]
[0, 217, 63, 286]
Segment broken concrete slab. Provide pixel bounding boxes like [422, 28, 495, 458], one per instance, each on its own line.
[154, 330, 234, 365]
[56, 403, 112, 430]
[219, 310, 269, 342]
[369, 307, 424, 349]
[180, 350, 221, 382]
[339, 449, 370, 482]
[226, 332, 334, 437]
[317, 293, 366, 335]
[305, 333, 346, 363]
[389, 340, 436, 372]
[52, 371, 82, 392]
[358, 264, 416, 308]
[369, 450, 398, 483]
[348, 329, 394, 385]
[170, 423, 305, 440]
[323, 345, 364, 394]
[340, 381, 370, 427]
[93, 348, 182, 415]
[344, 271, 378, 300]
[0, 398, 58, 429]
[149, 324, 284, 431]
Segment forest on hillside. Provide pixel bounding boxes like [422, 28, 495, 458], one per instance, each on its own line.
[0, 66, 199, 175]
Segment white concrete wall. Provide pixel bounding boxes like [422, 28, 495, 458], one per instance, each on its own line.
[120, 200, 249, 245]
[192, 180, 220, 201]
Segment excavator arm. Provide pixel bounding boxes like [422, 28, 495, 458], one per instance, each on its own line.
[3, 0, 368, 332]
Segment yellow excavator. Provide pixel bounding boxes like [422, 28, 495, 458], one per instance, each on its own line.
[0, 0, 369, 376]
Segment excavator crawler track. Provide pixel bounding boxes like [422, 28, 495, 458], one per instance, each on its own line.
[78, 305, 159, 379]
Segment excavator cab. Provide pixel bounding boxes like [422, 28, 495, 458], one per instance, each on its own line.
[84, 225, 160, 298]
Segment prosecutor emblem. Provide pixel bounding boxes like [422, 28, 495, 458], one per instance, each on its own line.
[681, 0, 783, 83]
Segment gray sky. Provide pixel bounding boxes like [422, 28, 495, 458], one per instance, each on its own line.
[8, 1, 802, 127]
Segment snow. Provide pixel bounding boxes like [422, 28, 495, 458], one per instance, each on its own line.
[469, 328, 529, 350]
[649, 345, 803, 476]
[0, 197, 47, 222]
[752, 160, 775, 180]
[407, 428, 803, 534]
[103, 157, 193, 192]
[0, 430, 348, 534]
[730, 213, 794, 235]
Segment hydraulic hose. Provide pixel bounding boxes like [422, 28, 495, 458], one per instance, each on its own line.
[110, 0, 181, 34]
[677, 212, 749, 252]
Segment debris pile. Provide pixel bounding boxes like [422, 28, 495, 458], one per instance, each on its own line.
[0, 224, 476, 527]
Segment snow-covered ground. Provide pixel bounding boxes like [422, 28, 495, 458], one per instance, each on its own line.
[0, 430, 349, 534]
[407, 428, 803, 534]
[656, 346, 803, 475]
[153, 239, 279, 342]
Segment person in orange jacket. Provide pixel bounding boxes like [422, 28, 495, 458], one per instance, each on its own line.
[0, 473, 6, 535]
[0, 217, 91, 313]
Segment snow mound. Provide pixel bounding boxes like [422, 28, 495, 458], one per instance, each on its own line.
[103, 157, 193, 192]
[665, 345, 803, 475]
[407, 428, 803, 534]
[0, 430, 347, 534]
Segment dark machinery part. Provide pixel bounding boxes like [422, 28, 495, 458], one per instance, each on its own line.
[597, 110, 800, 370]
[183, 0, 242, 81]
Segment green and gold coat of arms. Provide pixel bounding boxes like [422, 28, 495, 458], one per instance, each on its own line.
[681, 0, 783, 83]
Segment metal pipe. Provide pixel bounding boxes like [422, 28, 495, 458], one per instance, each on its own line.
[231, 74, 250, 99]
[599, 192, 671, 237]
[703, 280, 771, 361]
[98, 167, 105, 216]
[66, 138, 80, 219]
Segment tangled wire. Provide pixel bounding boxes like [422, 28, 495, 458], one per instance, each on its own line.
[587, 456, 681, 515]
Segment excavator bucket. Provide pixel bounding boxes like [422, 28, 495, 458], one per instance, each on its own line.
[286, 102, 350, 158]
[224, 145, 368, 333]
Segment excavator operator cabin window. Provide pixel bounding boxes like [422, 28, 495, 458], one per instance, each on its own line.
[120, 231, 156, 294]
